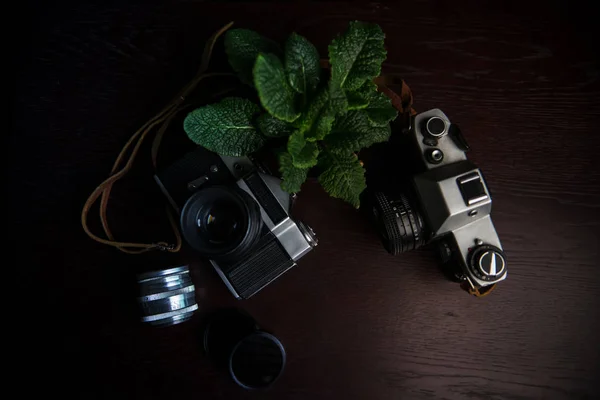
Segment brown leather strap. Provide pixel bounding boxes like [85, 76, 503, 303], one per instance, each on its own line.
[81, 22, 234, 254]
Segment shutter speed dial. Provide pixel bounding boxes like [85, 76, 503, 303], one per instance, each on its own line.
[468, 244, 506, 283]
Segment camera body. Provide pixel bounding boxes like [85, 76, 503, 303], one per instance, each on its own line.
[155, 147, 317, 299]
[368, 109, 507, 293]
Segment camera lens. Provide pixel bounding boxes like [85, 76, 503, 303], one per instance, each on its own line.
[370, 191, 427, 255]
[181, 186, 263, 260]
[198, 199, 244, 245]
[137, 266, 198, 327]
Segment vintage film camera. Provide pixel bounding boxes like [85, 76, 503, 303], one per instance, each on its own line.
[155, 147, 317, 299]
[367, 109, 507, 294]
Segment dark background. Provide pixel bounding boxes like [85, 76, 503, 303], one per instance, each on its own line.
[12, 1, 600, 399]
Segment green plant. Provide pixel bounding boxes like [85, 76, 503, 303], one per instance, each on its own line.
[183, 21, 397, 208]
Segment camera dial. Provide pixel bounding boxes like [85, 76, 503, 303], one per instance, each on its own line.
[468, 244, 506, 283]
[425, 116, 448, 138]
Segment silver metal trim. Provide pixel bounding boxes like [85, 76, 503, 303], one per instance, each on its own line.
[137, 285, 196, 302]
[468, 195, 489, 205]
[459, 173, 481, 184]
[426, 116, 448, 138]
[141, 304, 199, 322]
[137, 265, 189, 282]
[210, 260, 241, 299]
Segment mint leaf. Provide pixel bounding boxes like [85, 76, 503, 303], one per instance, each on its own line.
[346, 80, 378, 110]
[184, 97, 264, 156]
[287, 130, 319, 168]
[329, 21, 386, 91]
[365, 91, 398, 126]
[285, 33, 320, 95]
[254, 53, 301, 122]
[329, 80, 348, 115]
[225, 29, 280, 86]
[318, 151, 366, 208]
[298, 88, 335, 142]
[323, 110, 391, 153]
[279, 152, 309, 193]
[257, 114, 294, 137]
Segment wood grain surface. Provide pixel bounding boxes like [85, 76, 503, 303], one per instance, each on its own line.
[12, 1, 600, 399]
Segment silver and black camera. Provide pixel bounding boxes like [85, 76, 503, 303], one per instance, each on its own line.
[367, 109, 507, 294]
[155, 147, 317, 299]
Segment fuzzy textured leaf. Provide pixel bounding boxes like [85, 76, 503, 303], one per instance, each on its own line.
[279, 152, 309, 193]
[329, 21, 387, 91]
[323, 110, 391, 153]
[285, 33, 320, 94]
[328, 81, 348, 115]
[225, 29, 280, 86]
[254, 53, 300, 122]
[318, 151, 366, 208]
[365, 91, 398, 126]
[287, 131, 319, 168]
[257, 114, 294, 137]
[183, 97, 264, 156]
[346, 80, 378, 110]
[299, 89, 335, 142]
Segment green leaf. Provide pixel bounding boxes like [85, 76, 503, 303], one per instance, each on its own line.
[287, 131, 319, 168]
[323, 110, 391, 153]
[225, 29, 280, 86]
[257, 114, 294, 137]
[254, 53, 301, 122]
[346, 80, 378, 110]
[298, 88, 335, 142]
[365, 91, 398, 126]
[284, 33, 320, 95]
[328, 80, 348, 115]
[329, 21, 387, 91]
[279, 152, 309, 193]
[318, 151, 366, 208]
[183, 97, 264, 157]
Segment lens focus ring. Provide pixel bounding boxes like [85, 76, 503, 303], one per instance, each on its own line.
[373, 192, 403, 255]
[372, 192, 426, 255]
[137, 266, 198, 326]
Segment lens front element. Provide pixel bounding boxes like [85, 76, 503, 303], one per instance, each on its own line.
[181, 186, 263, 260]
[198, 199, 244, 245]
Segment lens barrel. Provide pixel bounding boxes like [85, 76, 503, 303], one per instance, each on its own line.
[137, 266, 198, 326]
[371, 192, 427, 255]
[180, 186, 263, 261]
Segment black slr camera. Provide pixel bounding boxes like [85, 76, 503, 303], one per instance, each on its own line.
[367, 109, 507, 294]
[155, 147, 317, 299]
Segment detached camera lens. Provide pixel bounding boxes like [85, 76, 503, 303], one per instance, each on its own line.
[137, 266, 198, 327]
[370, 192, 427, 255]
[181, 186, 262, 260]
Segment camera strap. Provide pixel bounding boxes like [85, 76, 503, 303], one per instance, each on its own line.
[81, 22, 235, 254]
[461, 282, 497, 297]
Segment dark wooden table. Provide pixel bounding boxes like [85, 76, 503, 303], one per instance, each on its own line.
[13, 1, 600, 399]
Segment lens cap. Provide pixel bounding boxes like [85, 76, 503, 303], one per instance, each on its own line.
[203, 308, 286, 390]
[230, 332, 285, 389]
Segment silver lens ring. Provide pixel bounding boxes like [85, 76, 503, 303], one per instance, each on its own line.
[137, 266, 198, 327]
